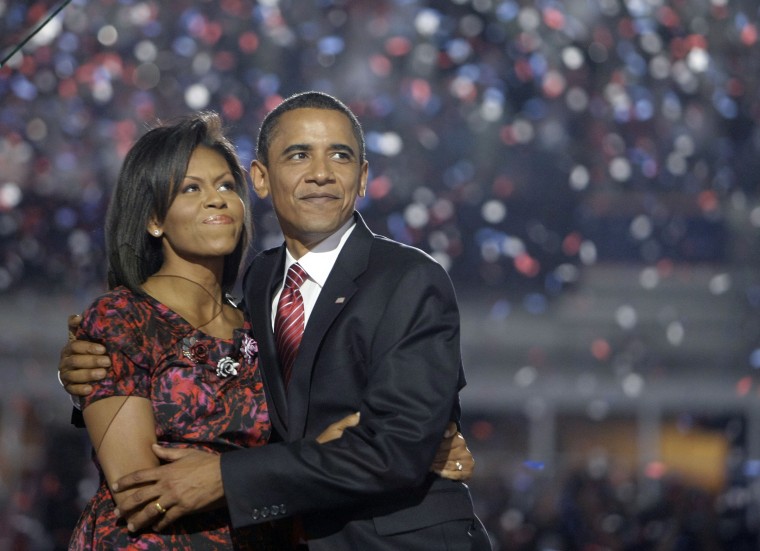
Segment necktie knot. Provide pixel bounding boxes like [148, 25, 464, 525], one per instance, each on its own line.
[285, 263, 308, 290]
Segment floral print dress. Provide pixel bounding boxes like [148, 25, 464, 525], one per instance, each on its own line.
[69, 286, 283, 550]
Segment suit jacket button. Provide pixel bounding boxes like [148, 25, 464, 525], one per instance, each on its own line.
[251, 508, 260, 520]
[261, 506, 270, 518]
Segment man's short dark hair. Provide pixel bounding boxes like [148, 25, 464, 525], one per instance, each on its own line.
[256, 91, 366, 167]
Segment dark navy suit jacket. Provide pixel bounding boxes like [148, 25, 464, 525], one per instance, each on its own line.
[221, 212, 480, 550]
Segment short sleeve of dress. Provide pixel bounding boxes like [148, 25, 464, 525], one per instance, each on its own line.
[77, 289, 153, 409]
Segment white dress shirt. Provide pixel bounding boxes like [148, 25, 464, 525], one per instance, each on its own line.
[270, 218, 356, 330]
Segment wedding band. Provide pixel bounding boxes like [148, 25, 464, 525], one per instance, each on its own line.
[455, 461, 463, 471]
[154, 502, 167, 514]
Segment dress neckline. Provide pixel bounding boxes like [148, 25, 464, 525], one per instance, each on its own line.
[136, 287, 245, 343]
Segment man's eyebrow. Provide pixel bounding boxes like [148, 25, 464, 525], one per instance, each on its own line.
[280, 143, 356, 156]
[281, 143, 311, 156]
[331, 143, 356, 156]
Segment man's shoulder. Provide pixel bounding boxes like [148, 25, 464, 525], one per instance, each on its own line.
[253, 245, 282, 259]
[352, 213, 435, 265]
[247, 246, 281, 270]
[368, 232, 438, 267]
[241, 246, 282, 301]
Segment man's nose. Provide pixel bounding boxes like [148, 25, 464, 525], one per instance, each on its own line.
[308, 157, 335, 184]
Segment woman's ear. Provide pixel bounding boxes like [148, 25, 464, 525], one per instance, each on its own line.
[147, 219, 162, 237]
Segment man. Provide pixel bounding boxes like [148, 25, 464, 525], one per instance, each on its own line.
[60, 91, 491, 549]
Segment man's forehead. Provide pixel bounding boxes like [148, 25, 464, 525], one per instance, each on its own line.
[267, 112, 357, 157]
[275, 108, 353, 135]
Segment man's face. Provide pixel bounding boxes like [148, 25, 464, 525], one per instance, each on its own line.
[251, 108, 368, 258]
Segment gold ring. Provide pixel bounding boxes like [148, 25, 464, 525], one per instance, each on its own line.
[455, 461, 463, 471]
[155, 502, 167, 514]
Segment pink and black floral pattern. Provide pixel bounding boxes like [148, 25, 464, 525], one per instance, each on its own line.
[69, 287, 281, 550]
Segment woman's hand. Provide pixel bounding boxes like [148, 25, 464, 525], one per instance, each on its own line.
[316, 415, 475, 481]
[316, 412, 361, 444]
[431, 423, 474, 481]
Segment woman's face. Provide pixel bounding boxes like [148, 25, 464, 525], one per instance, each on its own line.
[150, 146, 245, 265]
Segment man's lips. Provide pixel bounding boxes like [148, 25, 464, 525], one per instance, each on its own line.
[299, 193, 340, 202]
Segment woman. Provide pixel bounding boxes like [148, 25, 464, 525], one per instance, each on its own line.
[68, 112, 471, 549]
[68, 112, 288, 549]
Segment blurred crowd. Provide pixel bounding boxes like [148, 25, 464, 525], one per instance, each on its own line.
[3, 400, 760, 550]
[3, 0, 760, 549]
[2, 0, 759, 299]
[470, 461, 760, 551]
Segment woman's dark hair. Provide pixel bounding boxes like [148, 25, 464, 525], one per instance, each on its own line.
[105, 111, 252, 293]
[256, 91, 365, 166]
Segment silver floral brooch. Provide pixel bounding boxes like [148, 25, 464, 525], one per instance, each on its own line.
[181, 334, 258, 379]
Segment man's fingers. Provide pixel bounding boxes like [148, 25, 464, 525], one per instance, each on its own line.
[153, 505, 184, 532]
[67, 314, 83, 340]
[113, 467, 159, 493]
[59, 341, 111, 386]
[61, 366, 107, 383]
[124, 497, 169, 532]
[113, 477, 167, 532]
[68, 339, 109, 357]
[151, 443, 193, 462]
[63, 383, 94, 397]
[64, 369, 106, 383]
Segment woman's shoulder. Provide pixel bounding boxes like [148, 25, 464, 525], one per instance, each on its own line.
[80, 286, 163, 336]
[83, 286, 148, 315]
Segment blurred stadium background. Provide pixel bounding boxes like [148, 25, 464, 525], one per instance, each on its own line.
[2, 0, 760, 549]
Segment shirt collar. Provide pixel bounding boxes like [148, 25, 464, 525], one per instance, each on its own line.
[283, 217, 356, 288]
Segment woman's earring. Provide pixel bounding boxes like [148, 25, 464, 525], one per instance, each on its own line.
[153, 230, 161, 236]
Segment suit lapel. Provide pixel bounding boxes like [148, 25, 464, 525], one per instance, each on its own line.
[286, 213, 373, 438]
[245, 247, 289, 436]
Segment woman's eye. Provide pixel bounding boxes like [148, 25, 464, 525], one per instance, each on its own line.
[219, 181, 236, 192]
[181, 183, 199, 193]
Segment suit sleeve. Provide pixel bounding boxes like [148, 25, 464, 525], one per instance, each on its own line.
[221, 259, 464, 528]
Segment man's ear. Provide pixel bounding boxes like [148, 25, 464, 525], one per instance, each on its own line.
[250, 160, 270, 199]
[357, 160, 369, 198]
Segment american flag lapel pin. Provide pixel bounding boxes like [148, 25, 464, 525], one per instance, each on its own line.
[335, 297, 346, 304]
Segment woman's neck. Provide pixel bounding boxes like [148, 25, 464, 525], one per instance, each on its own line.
[142, 267, 240, 338]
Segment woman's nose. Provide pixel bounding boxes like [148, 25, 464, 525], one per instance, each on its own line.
[204, 188, 227, 207]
